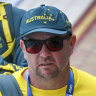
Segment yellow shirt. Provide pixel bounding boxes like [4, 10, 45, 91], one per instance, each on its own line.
[13, 67, 67, 96]
[0, 67, 96, 96]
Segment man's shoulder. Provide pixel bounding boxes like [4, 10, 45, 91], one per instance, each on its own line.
[71, 67, 96, 95]
[72, 67, 96, 82]
[72, 67, 96, 88]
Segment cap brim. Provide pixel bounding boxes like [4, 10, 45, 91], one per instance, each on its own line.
[18, 28, 69, 39]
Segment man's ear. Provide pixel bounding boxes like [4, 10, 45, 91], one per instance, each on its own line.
[20, 40, 25, 52]
[69, 34, 76, 55]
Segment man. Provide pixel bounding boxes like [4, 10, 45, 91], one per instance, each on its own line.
[0, 5, 96, 96]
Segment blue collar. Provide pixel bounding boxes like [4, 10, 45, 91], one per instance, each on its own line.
[26, 69, 74, 96]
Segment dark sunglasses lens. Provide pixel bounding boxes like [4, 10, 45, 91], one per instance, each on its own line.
[25, 40, 41, 53]
[46, 38, 63, 51]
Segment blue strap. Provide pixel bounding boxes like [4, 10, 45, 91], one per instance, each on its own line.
[26, 69, 74, 96]
[26, 70, 33, 96]
[65, 69, 74, 96]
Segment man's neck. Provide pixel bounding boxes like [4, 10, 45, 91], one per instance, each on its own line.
[22, 65, 70, 90]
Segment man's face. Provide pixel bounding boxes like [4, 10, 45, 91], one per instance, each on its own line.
[20, 32, 76, 79]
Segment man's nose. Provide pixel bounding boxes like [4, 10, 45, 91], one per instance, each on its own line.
[39, 44, 51, 58]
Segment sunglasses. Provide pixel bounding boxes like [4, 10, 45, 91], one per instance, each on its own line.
[22, 33, 72, 54]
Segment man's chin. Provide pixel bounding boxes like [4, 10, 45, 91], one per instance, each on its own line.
[36, 67, 59, 79]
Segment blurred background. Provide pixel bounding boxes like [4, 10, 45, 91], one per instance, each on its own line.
[4, 0, 96, 76]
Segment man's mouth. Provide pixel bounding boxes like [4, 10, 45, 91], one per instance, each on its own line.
[39, 63, 53, 66]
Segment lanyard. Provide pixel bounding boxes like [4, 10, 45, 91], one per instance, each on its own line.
[65, 69, 74, 96]
[26, 70, 33, 96]
[26, 69, 74, 96]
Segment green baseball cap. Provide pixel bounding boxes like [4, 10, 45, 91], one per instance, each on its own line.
[19, 5, 72, 38]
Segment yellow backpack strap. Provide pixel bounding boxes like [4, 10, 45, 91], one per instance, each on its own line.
[2, 39, 15, 58]
[0, 2, 15, 58]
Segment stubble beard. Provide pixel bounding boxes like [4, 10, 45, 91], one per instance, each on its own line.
[36, 65, 59, 80]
